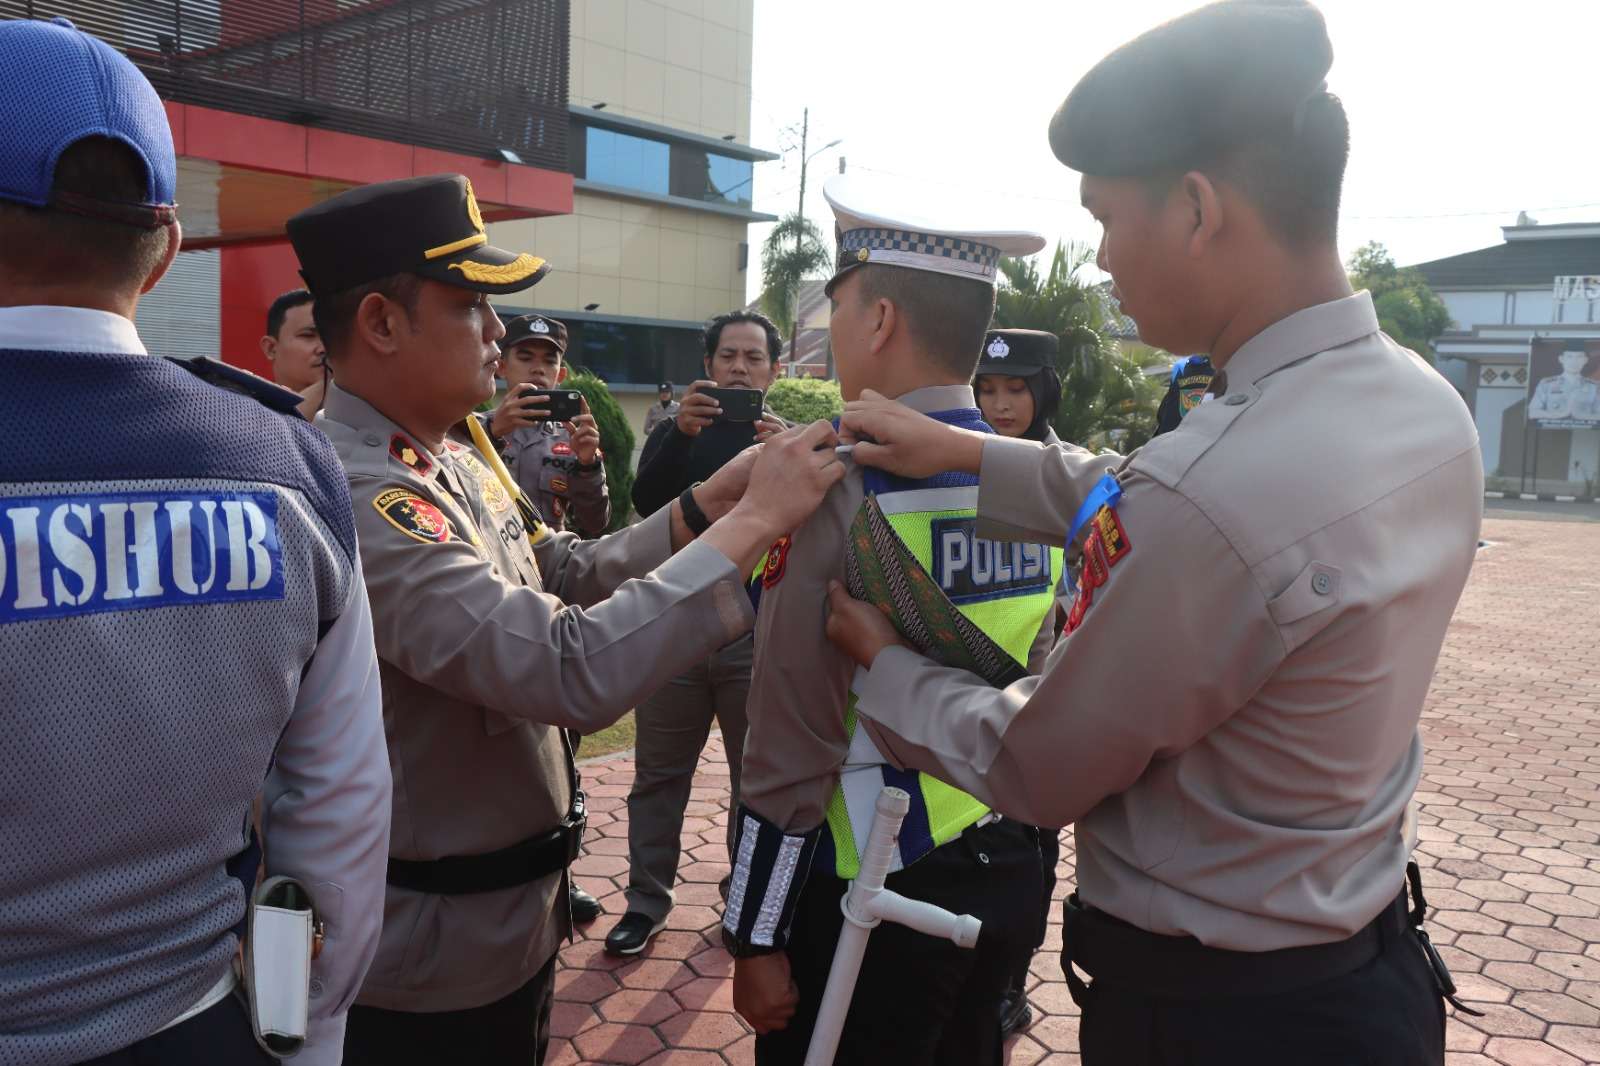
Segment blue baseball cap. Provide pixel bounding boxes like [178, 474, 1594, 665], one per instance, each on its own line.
[0, 17, 177, 226]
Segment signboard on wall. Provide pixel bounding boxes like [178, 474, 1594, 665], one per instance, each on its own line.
[1554, 275, 1600, 302]
[1526, 337, 1600, 429]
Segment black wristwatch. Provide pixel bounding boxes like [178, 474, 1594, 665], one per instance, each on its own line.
[678, 483, 711, 535]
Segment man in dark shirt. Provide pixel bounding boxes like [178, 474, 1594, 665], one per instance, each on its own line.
[608, 311, 785, 955]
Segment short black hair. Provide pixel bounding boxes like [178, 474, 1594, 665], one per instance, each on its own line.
[266, 289, 314, 340]
[312, 273, 423, 358]
[704, 310, 781, 362]
[0, 137, 170, 290]
[1146, 94, 1351, 248]
[854, 265, 996, 379]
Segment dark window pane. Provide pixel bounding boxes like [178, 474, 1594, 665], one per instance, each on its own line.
[706, 154, 753, 207]
[562, 320, 707, 386]
[585, 128, 669, 195]
[669, 144, 753, 207]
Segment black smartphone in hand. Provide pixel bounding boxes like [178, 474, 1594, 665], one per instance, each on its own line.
[701, 386, 764, 422]
[522, 388, 584, 422]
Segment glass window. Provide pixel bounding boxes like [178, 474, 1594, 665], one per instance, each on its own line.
[669, 145, 753, 207]
[561, 321, 706, 386]
[583, 128, 669, 196]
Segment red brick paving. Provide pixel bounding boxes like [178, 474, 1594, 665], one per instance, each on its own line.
[552, 515, 1600, 1065]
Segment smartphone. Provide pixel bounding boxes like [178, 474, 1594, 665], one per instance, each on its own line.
[702, 386, 764, 422]
[521, 387, 584, 423]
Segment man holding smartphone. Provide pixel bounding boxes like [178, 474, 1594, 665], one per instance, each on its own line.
[609, 310, 786, 956]
[486, 314, 610, 538]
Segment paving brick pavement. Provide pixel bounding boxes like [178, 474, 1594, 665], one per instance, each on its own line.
[550, 515, 1600, 1065]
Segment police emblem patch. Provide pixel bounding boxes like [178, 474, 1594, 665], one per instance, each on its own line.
[986, 336, 1011, 359]
[374, 489, 452, 543]
[390, 434, 432, 475]
[531, 317, 550, 334]
[761, 536, 791, 588]
[551, 441, 574, 457]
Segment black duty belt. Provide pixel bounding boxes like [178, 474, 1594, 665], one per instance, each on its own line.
[386, 791, 586, 896]
[1062, 861, 1479, 1014]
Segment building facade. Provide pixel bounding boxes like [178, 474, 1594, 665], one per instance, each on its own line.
[1414, 221, 1600, 496]
[3, 0, 774, 440]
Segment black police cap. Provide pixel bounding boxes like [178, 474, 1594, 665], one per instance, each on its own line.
[1049, 0, 1333, 177]
[976, 329, 1058, 377]
[503, 314, 567, 353]
[287, 174, 550, 297]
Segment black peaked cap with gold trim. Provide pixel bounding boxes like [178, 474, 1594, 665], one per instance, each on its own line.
[1049, 0, 1333, 177]
[286, 174, 550, 297]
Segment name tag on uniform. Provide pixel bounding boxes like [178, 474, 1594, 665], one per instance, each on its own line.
[930, 517, 1051, 605]
[0, 491, 285, 624]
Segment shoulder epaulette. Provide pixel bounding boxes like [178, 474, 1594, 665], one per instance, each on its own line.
[166, 356, 307, 418]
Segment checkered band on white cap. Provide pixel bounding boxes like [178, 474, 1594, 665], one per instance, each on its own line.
[837, 227, 1002, 284]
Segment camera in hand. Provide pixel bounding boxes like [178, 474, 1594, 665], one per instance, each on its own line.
[522, 387, 584, 423]
[702, 386, 764, 423]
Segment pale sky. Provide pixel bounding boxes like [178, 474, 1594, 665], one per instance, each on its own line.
[742, 0, 1600, 302]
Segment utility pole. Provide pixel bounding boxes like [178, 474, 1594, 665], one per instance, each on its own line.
[789, 107, 809, 375]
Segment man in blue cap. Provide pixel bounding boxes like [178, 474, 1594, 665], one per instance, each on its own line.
[0, 16, 391, 1066]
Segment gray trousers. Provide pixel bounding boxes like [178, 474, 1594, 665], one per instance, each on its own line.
[623, 633, 752, 921]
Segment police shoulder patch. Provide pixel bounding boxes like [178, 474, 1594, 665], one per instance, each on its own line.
[374, 488, 453, 543]
[389, 434, 432, 476]
[1091, 504, 1130, 566]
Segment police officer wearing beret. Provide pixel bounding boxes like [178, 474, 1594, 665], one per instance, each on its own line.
[827, 3, 1481, 1063]
[0, 18, 390, 1066]
[287, 173, 845, 1065]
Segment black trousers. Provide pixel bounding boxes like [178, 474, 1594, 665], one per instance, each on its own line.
[1074, 907, 1446, 1066]
[1007, 824, 1060, 993]
[77, 992, 271, 1066]
[757, 817, 1043, 1066]
[343, 955, 556, 1066]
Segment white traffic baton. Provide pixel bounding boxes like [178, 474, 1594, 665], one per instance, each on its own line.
[802, 786, 982, 1066]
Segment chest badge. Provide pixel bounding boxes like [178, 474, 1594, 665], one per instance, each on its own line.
[374, 488, 453, 543]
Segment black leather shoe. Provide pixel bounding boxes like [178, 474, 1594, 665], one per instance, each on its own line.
[604, 911, 667, 956]
[999, 993, 1033, 1040]
[569, 882, 602, 924]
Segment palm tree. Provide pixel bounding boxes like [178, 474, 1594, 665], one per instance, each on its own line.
[760, 213, 831, 364]
[993, 242, 1162, 449]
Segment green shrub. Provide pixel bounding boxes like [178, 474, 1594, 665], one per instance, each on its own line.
[566, 371, 635, 532]
[766, 376, 843, 425]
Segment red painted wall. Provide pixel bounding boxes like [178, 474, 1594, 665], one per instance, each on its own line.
[220, 241, 303, 377]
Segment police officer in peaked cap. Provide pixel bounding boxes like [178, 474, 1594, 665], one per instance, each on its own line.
[827, 2, 1482, 1062]
[289, 173, 845, 1065]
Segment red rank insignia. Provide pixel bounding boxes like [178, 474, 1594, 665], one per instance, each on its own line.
[552, 440, 574, 457]
[1092, 504, 1130, 567]
[389, 434, 432, 476]
[761, 536, 791, 588]
[1065, 581, 1091, 634]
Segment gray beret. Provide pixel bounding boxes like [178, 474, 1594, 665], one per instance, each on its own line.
[1049, 0, 1333, 177]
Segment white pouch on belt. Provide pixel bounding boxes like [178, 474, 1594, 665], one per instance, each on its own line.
[243, 875, 318, 1059]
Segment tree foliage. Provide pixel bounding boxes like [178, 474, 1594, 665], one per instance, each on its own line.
[1347, 241, 1453, 362]
[759, 214, 831, 341]
[765, 376, 843, 425]
[994, 242, 1163, 450]
[565, 371, 635, 533]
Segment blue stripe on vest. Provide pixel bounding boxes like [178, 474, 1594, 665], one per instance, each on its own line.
[860, 407, 992, 498]
[881, 763, 935, 858]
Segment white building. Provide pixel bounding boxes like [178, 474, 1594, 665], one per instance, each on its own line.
[1414, 221, 1600, 497]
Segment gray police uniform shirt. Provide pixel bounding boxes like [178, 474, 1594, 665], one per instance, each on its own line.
[503, 419, 611, 535]
[318, 383, 753, 1012]
[0, 307, 390, 1066]
[642, 398, 679, 439]
[855, 293, 1484, 951]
